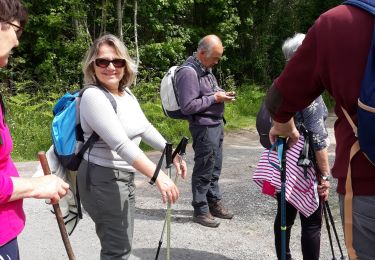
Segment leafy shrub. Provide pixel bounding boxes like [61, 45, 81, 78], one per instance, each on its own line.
[6, 84, 266, 161]
[5, 93, 56, 161]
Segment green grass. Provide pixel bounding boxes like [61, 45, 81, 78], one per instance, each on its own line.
[224, 85, 265, 129]
[6, 93, 56, 161]
[6, 84, 265, 161]
[139, 83, 265, 150]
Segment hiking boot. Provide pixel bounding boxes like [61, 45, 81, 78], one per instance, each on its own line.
[193, 213, 220, 228]
[209, 201, 234, 219]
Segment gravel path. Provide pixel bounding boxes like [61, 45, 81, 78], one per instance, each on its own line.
[17, 116, 346, 260]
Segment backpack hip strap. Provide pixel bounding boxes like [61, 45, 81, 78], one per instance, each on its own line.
[344, 140, 360, 260]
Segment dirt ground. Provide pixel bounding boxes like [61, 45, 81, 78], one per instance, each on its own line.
[17, 115, 346, 260]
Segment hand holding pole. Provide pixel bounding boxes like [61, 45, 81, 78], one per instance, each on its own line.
[277, 137, 287, 260]
[38, 151, 76, 260]
[155, 137, 189, 260]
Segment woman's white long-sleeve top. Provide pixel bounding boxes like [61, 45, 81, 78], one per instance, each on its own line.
[79, 87, 166, 172]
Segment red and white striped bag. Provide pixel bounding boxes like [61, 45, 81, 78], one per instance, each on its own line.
[253, 136, 319, 217]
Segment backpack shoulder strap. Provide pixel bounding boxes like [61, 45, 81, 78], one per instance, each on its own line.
[80, 84, 117, 113]
[344, 140, 360, 260]
[76, 84, 118, 159]
[124, 87, 136, 100]
[341, 106, 358, 137]
[343, 0, 375, 15]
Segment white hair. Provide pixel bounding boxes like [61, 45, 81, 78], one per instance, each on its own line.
[282, 33, 305, 61]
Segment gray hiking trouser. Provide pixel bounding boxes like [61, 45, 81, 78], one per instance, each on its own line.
[338, 194, 375, 260]
[189, 123, 224, 215]
[77, 160, 136, 260]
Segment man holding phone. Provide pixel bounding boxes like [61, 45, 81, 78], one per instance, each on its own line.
[175, 34, 235, 228]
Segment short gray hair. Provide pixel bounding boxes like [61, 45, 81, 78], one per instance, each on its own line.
[82, 34, 137, 91]
[282, 33, 305, 61]
[197, 35, 222, 57]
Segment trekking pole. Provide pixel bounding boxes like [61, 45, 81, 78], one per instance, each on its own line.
[306, 128, 345, 260]
[277, 137, 288, 260]
[323, 201, 337, 260]
[165, 143, 173, 260]
[38, 151, 76, 260]
[155, 137, 189, 260]
[325, 201, 345, 260]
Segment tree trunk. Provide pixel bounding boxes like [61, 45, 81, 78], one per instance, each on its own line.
[72, 2, 92, 46]
[100, 0, 108, 35]
[122, 0, 127, 16]
[117, 0, 123, 41]
[133, 0, 139, 86]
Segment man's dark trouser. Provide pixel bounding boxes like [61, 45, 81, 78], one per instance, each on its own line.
[339, 194, 375, 260]
[274, 193, 323, 260]
[78, 160, 136, 260]
[189, 123, 223, 215]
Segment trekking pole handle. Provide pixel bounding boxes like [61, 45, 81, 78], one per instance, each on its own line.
[165, 143, 173, 168]
[179, 137, 189, 156]
[38, 151, 76, 260]
[172, 136, 189, 159]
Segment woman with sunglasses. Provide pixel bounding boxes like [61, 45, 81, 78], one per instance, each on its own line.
[0, 1, 70, 259]
[253, 33, 331, 260]
[78, 34, 187, 260]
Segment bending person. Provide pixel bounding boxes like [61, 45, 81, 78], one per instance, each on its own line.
[77, 34, 187, 260]
[266, 2, 375, 258]
[253, 33, 330, 260]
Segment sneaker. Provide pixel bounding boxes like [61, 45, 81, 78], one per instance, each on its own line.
[209, 201, 234, 219]
[193, 213, 220, 228]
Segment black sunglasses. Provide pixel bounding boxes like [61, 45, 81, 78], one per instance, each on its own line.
[95, 58, 126, 68]
[4, 21, 23, 39]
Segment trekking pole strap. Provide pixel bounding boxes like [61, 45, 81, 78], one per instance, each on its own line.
[149, 146, 166, 185]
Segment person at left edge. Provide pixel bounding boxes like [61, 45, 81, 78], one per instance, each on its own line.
[0, 1, 70, 259]
[77, 33, 187, 260]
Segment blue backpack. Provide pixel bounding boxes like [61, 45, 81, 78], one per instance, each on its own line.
[342, 0, 375, 164]
[52, 85, 117, 171]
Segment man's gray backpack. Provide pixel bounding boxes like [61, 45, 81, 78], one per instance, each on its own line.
[160, 66, 187, 119]
[160, 64, 201, 120]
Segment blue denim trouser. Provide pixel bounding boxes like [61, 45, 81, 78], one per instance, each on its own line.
[189, 123, 224, 215]
[0, 238, 19, 260]
[339, 194, 375, 260]
[78, 160, 136, 260]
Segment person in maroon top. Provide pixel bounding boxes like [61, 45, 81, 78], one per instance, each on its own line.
[265, 2, 375, 260]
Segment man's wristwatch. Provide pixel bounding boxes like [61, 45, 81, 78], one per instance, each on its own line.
[321, 175, 330, 181]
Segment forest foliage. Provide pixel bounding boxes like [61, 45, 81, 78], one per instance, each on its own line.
[1, 0, 342, 95]
[0, 0, 342, 160]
